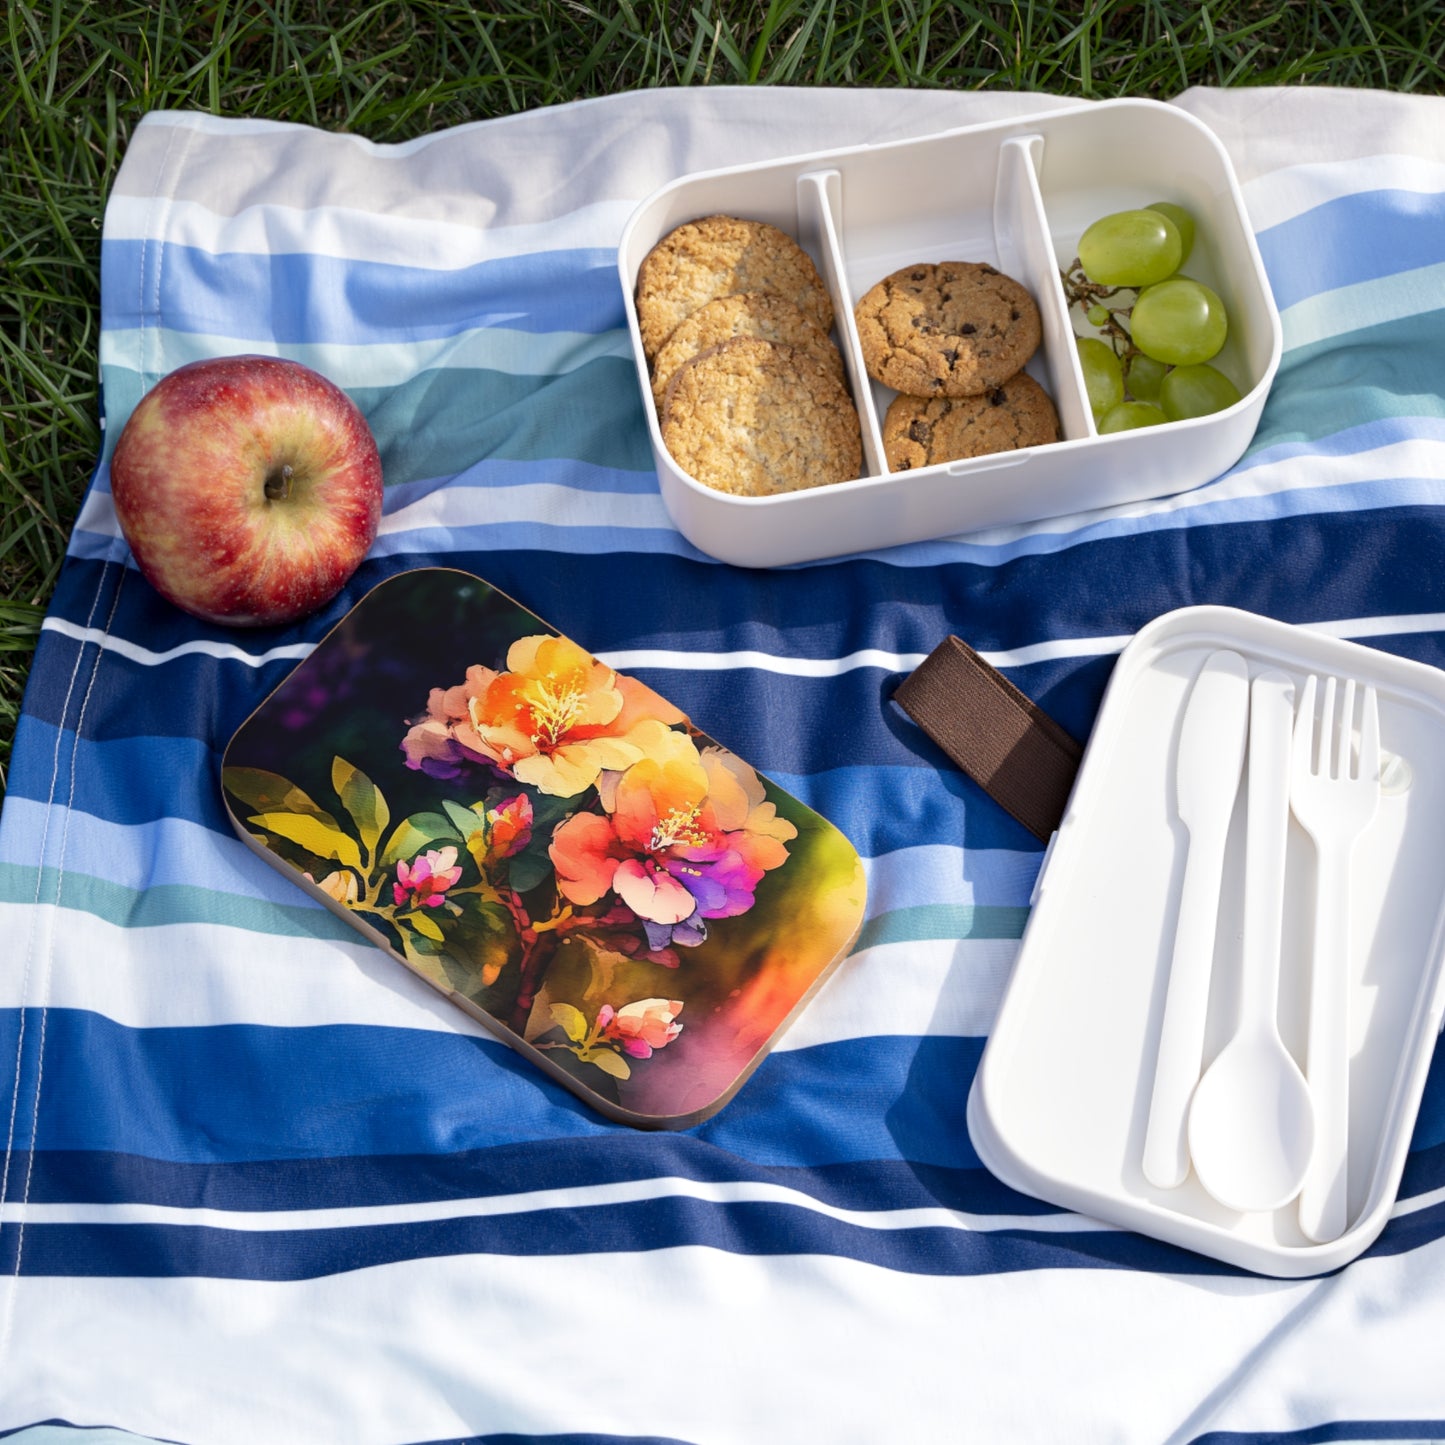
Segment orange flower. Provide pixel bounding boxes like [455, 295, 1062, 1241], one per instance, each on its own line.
[466, 635, 684, 797]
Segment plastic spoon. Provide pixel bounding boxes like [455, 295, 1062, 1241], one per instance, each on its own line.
[1142, 649, 1251, 1189]
[1188, 669, 1316, 1213]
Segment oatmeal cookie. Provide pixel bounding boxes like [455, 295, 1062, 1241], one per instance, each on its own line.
[882, 373, 1059, 471]
[854, 261, 1041, 397]
[650, 291, 844, 410]
[636, 215, 835, 360]
[660, 336, 861, 497]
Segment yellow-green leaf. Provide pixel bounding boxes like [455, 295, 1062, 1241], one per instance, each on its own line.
[333, 757, 390, 855]
[408, 910, 445, 942]
[549, 1002, 588, 1044]
[250, 811, 362, 870]
[585, 1048, 631, 1080]
[380, 818, 435, 867]
[225, 766, 332, 822]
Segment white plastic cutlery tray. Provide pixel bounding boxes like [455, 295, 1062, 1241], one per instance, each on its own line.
[967, 606, 1445, 1276]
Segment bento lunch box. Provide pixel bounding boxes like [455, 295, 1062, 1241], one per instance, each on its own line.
[617, 98, 1282, 568]
[968, 607, 1445, 1277]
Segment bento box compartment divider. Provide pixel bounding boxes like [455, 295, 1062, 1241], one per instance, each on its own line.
[796, 168, 886, 479]
[993, 134, 1093, 446]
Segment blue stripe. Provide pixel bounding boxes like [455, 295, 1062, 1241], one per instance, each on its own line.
[98, 355, 657, 484]
[7, 1006, 1440, 1192]
[6, 723, 229, 832]
[16, 1144, 1049, 1217]
[100, 241, 625, 344]
[369, 523, 700, 562]
[0, 1009, 987, 1171]
[25, 520, 1445, 768]
[0, 1425, 687, 1445]
[69, 468, 1445, 579]
[1245, 412, 1445, 467]
[38, 513, 1445, 695]
[1255, 186, 1445, 311]
[6, 1159, 1440, 1288]
[1191, 1422, 1445, 1445]
[0, 800, 317, 903]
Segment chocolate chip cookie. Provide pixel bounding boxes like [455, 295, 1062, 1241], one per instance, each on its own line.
[636, 216, 835, 361]
[660, 336, 861, 497]
[650, 291, 844, 410]
[882, 373, 1059, 471]
[854, 262, 1041, 397]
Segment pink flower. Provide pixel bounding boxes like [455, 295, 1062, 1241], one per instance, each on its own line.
[484, 794, 533, 861]
[393, 846, 463, 908]
[400, 665, 502, 781]
[465, 793, 535, 876]
[598, 998, 684, 1059]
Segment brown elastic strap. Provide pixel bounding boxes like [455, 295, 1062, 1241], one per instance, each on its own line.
[893, 635, 1083, 843]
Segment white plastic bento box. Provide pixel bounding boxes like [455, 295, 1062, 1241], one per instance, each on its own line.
[618, 98, 1282, 568]
[967, 607, 1445, 1277]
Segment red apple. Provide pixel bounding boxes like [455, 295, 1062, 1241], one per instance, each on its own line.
[110, 354, 384, 627]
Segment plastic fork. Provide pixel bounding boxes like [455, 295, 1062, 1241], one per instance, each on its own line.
[1290, 674, 1381, 1243]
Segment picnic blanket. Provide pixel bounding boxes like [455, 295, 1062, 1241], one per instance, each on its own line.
[4, 84, 1445, 1444]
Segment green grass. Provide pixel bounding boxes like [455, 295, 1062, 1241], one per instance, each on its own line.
[3, 0, 1444, 796]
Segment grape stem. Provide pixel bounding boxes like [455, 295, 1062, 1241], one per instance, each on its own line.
[1061, 258, 1139, 363]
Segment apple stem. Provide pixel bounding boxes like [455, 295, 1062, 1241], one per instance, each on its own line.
[264, 463, 294, 502]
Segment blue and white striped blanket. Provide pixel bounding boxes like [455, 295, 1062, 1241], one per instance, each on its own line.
[3, 85, 1444, 1443]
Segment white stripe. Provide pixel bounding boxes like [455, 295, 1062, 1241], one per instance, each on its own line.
[0, 1175, 1097, 1237]
[599, 646, 933, 676]
[773, 937, 1017, 1049]
[38, 616, 314, 669]
[11, 1236, 1445, 1444]
[133, 94, 683, 155]
[0, 901, 487, 1036]
[103, 194, 637, 266]
[1391, 1180, 1445, 1219]
[0, 900, 1011, 1044]
[69, 480, 675, 550]
[0, 798, 1037, 912]
[1241, 153, 1445, 233]
[4, 1167, 1436, 1235]
[39, 608, 1445, 679]
[99, 323, 633, 389]
[1280, 258, 1445, 352]
[918, 434, 1445, 553]
[600, 635, 1128, 674]
[375, 482, 673, 537]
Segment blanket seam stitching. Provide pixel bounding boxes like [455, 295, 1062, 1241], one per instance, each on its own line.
[0, 111, 194, 1380]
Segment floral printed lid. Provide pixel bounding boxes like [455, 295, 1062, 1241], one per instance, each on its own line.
[221, 568, 866, 1128]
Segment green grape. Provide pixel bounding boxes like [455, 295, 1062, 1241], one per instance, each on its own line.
[1125, 353, 1168, 404]
[1076, 337, 1124, 419]
[1160, 363, 1242, 420]
[1147, 202, 1196, 264]
[1086, 304, 1111, 327]
[1130, 277, 1228, 366]
[1098, 401, 1168, 433]
[1077, 209, 1183, 288]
